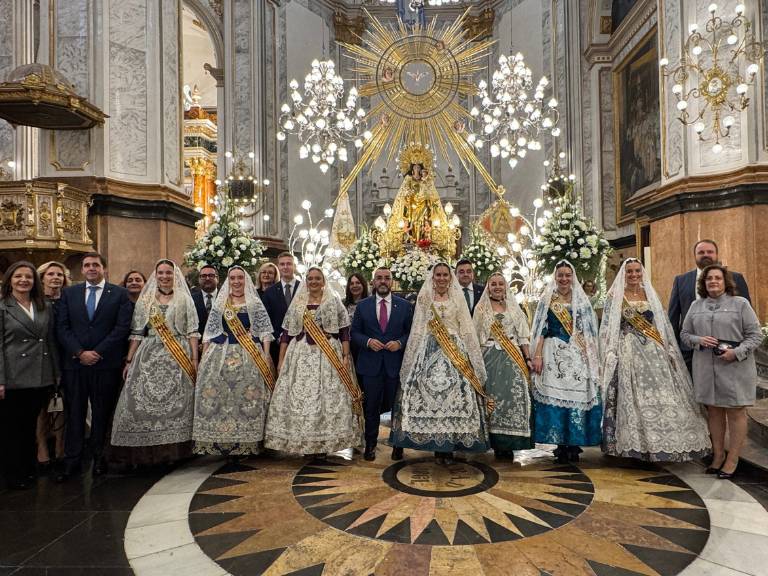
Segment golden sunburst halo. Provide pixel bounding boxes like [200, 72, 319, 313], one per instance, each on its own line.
[337, 9, 500, 198]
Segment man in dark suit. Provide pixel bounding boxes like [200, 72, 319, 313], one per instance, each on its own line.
[191, 264, 219, 336]
[261, 252, 301, 365]
[55, 252, 132, 480]
[351, 267, 413, 461]
[668, 239, 751, 372]
[456, 259, 484, 315]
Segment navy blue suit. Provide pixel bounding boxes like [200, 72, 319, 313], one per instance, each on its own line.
[461, 282, 485, 315]
[56, 282, 132, 471]
[351, 294, 413, 446]
[262, 280, 301, 365]
[668, 268, 750, 370]
[191, 288, 215, 336]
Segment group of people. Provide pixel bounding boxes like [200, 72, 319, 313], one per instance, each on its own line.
[0, 239, 762, 490]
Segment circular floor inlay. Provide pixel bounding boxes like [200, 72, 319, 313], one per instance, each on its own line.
[188, 453, 711, 575]
[384, 458, 498, 497]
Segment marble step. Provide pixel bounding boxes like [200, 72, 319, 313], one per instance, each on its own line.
[745, 395, 768, 472]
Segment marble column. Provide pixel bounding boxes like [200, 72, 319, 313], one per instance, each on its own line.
[223, 0, 280, 238]
[34, 0, 196, 278]
[0, 1, 37, 181]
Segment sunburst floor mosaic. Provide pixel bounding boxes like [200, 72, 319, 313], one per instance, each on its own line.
[184, 449, 716, 576]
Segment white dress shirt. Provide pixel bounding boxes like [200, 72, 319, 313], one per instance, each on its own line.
[84, 279, 106, 309]
[375, 294, 391, 322]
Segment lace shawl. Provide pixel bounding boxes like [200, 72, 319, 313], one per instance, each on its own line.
[530, 260, 600, 407]
[599, 258, 691, 394]
[400, 265, 486, 384]
[473, 272, 531, 347]
[281, 267, 349, 336]
[203, 266, 274, 343]
[131, 260, 199, 339]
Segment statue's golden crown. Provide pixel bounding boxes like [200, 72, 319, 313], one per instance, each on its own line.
[398, 144, 434, 176]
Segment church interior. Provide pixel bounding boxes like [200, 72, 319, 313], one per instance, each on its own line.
[0, 0, 767, 575]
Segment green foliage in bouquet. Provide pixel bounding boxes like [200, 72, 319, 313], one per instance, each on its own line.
[459, 225, 503, 284]
[184, 198, 264, 279]
[391, 248, 441, 292]
[340, 226, 382, 282]
[534, 192, 611, 281]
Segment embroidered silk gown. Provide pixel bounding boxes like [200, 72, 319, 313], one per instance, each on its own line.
[193, 306, 272, 456]
[602, 300, 710, 461]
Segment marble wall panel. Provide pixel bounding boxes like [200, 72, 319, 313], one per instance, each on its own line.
[162, 0, 181, 186]
[660, 0, 683, 178]
[695, 0, 743, 167]
[579, 0, 594, 218]
[598, 68, 617, 231]
[109, 0, 148, 176]
[232, 0, 252, 155]
[0, 0, 14, 163]
[54, 0, 90, 169]
[263, 2, 278, 237]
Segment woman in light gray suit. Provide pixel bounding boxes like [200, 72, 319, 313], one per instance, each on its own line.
[0, 261, 59, 489]
[681, 264, 762, 480]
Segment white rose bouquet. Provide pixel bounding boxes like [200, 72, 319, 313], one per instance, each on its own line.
[459, 225, 503, 283]
[184, 199, 264, 279]
[340, 226, 382, 282]
[533, 194, 611, 280]
[391, 249, 440, 292]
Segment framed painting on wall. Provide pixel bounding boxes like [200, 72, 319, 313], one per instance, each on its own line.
[612, 30, 661, 226]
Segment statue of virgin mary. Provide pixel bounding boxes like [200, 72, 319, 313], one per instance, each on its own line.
[379, 144, 456, 258]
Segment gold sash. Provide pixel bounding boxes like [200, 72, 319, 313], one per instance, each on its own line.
[622, 299, 664, 347]
[224, 304, 276, 392]
[149, 309, 196, 383]
[302, 310, 363, 415]
[429, 305, 495, 414]
[549, 299, 573, 336]
[490, 319, 530, 382]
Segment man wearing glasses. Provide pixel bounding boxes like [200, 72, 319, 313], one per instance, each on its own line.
[192, 265, 219, 335]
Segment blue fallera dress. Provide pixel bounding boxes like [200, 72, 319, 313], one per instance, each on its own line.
[533, 308, 602, 447]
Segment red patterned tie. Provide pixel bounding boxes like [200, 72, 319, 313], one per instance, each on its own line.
[379, 299, 388, 333]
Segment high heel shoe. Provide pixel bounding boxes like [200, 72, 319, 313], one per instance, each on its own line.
[717, 468, 737, 480]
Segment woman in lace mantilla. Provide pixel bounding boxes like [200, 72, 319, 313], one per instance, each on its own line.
[530, 260, 602, 463]
[599, 259, 710, 462]
[193, 266, 274, 457]
[264, 267, 361, 456]
[473, 272, 533, 460]
[390, 263, 488, 464]
[111, 260, 199, 463]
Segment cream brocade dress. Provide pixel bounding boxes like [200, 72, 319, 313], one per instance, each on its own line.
[111, 303, 197, 447]
[264, 304, 360, 454]
[601, 300, 710, 462]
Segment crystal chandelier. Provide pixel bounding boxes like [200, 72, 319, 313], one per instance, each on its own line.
[277, 59, 369, 174]
[467, 52, 560, 169]
[365, 0, 463, 9]
[659, 3, 765, 154]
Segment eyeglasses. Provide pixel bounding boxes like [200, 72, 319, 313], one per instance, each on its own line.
[199, 274, 217, 279]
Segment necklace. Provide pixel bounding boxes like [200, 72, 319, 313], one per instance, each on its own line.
[626, 285, 643, 297]
[158, 288, 174, 296]
[490, 296, 504, 303]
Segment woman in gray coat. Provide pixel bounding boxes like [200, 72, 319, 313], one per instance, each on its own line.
[681, 264, 762, 480]
[0, 261, 60, 489]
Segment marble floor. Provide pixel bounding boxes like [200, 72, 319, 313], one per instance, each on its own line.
[2, 440, 768, 576]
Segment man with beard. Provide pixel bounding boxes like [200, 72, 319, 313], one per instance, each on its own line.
[191, 264, 219, 335]
[668, 239, 751, 373]
[351, 267, 413, 461]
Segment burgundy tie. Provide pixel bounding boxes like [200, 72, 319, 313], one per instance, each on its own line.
[379, 299, 388, 333]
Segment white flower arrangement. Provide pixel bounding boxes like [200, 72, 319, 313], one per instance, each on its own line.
[533, 194, 611, 280]
[184, 196, 264, 278]
[391, 248, 441, 292]
[459, 225, 503, 283]
[341, 226, 382, 282]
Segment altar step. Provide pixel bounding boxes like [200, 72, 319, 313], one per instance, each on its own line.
[744, 374, 768, 472]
